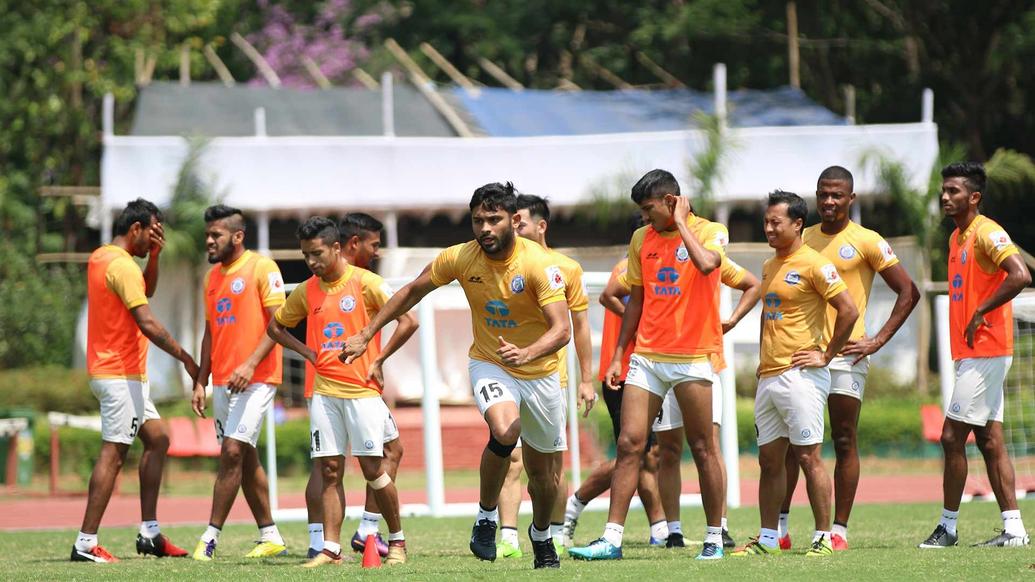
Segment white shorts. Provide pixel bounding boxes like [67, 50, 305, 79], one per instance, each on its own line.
[947, 357, 1012, 426]
[309, 394, 393, 458]
[469, 359, 567, 453]
[213, 383, 276, 447]
[754, 367, 831, 446]
[306, 397, 399, 444]
[626, 354, 713, 398]
[90, 378, 160, 445]
[653, 374, 722, 431]
[827, 355, 868, 401]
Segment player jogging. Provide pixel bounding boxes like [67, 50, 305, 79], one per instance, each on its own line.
[495, 194, 597, 558]
[190, 205, 289, 560]
[918, 162, 1031, 549]
[570, 169, 730, 561]
[267, 217, 416, 567]
[731, 191, 857, 558]
[341, 183, 573, 569]
[72, 198, 198, 563]
[778, 166, 919, 551]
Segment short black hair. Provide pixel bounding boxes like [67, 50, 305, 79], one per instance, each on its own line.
[296, 216, 340, 246]
[818, 165, 854, 192]
[941, 161, 986, 195]
[340, 213, 383, 242]
[516, 193, 550, 223]
[204, 204, 246, 232]
[631, 169, 680, 204]
[767, 190, 808, 224]
[469, 182, 518, 214]
[113, 198, 162, 236]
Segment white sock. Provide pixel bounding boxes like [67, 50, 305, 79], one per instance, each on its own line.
[1003, 510, 1027, 537]
[813, 530, 830, 543]
[501, 526, 520, 546]
[668, 520, 682, 535]
[323, 540, 341, 555]
[705, 526, 722, 546]
[259, 524, 284, 546]
[358, 511, 381, 537]
[388, 530, 405, 542]
[650, 520, 669, 540]
[550, 522, 564, 538]
[778, 512, 790, 537]
[530, 524, 551, 542]
[721, 517, 729, 531]
[832, 523, 848, 540]
[758, 527, 779, 549]
[476, 504, 499, 525]
[308, 523, 324, 551]
[939, 508, 959, 536]
[565, 494, 587, 521]
[140, 520, 160, 539]
[75, 531, 98, 552]
[200, 525, 221, 544]
[602, 522, 624, 547]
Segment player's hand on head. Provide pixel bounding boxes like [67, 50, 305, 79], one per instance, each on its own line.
[965, 311, 990, 349]
[672, 195, 691, 223]
[790, 349, 827, 369]
[149, 222, 165, 256]
[191, 383, 207, 418]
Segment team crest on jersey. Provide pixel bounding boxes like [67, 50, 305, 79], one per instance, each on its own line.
[988, 230, 1012, 251]
[510, 274, 525, 293]
[339, 295, 357, 313]
[821, 263, 842, 284]
[545, 266, 565, 290]
[838, 244, 856, 260]
[784, 270, 801, 285]
[675, 245, 690, 263]
[230, 277, 246, 294]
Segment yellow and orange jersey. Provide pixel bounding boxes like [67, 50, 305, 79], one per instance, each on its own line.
[948, 215, 1019, 360]
[275, 264, 391, 399]
[87, 245, 149, 380]
[804, 222, 899, 345]
[758, 244, 848, 377]
[430, 237, 567, 379]
[626, 214, 728, 362]
[545, 248, 588, 386]
[204, 250, 286, 386]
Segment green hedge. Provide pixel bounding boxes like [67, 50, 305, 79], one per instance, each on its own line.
[0, 367, 97, 414]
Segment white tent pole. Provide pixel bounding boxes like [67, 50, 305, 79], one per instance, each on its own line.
[566, 336, 581, 489]
[935, 294, 953, 412]
[419, 298, 446, 515]
[719, 284, 740, 508]
[254, 107, 267, 137]
[922, 88, 934, 124]
[258, 215, 278, 513]
[714, 63, 728, 131]
[382, 72, 395, 137]
[384, 211, 399, 248]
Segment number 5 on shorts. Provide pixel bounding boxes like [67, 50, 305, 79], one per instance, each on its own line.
[129, 416, 139, 438]
[479, 382, 504, 403]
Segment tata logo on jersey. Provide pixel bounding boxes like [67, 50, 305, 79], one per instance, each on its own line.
[321, 322, 346, 350]
[215, 297, 236, 326]
[763, 292, 783, 320]
[950, 274, 964, 302]
[484, 300, 518, 328]
[654, 267, 681, 296]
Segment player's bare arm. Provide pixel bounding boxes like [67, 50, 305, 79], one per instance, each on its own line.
[599, 274, 629, 316]
[367, 311, 419, 387]
[672, 196, 720, 274]
[965, 253, 1031, 349]
[606, 285, 644, 388]
[844, 263, 920, 364]
[266, 317, 317, 365]
[226, 304, 281, 393]
[496, 300, 570, 366]
[143, 221, 164, 297]
[343, 265, 437, 364]
[723, 270, 761, 334]
[571, 309, 597, 417]
[791, 290, 858, 368]
[191, 322, 213, 418]
[130, 302, 199, 380]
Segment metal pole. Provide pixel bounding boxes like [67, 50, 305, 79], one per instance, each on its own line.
[382, 72, 395, 137]
[566, 340, 581, 488]
[713, 63, 727, 131]
[254, 107, 267, 137]
[257, 213, 278, 513]
[935, 294, 953, 412]
[718, 285, 740, 507]
[418, 299, 446, 515]
[384, 211, 399, 248]
[922, 88, 935, 124]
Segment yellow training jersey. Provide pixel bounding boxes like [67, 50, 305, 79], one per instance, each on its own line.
[759, 244, 848, 378]
[803, 222, 899, 345]
[545, 248, 589, 386]
[430, 237, 568, 379]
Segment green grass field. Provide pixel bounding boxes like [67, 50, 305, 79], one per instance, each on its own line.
[6, 499, 1035, 580]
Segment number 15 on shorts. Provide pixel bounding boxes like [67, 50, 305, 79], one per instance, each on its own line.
[480, 382, 505, 403]
[474, 377, 516, 414]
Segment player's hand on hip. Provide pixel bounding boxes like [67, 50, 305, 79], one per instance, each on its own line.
[367, 359, 385, 387]
[578, 381, 597, 417]
[496, 336, 529, 366]
[965, 311, 990, 349]
[790, 349, 826, 369]
[191, 383, 207, 418]
[340, 334, 368, 364]
[843, 335, 881, 365]
[227, 363, 255, 393]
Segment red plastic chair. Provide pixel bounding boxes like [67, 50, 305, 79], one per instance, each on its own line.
[920, 404, 975, 444]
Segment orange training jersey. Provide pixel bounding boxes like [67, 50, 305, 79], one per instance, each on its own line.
[87, 245, 149, 379]
[204, 250, 286, 386]
[948, 215, 1018, 360]
[626, 214, 728, 362]
[598, 258, 634, 382]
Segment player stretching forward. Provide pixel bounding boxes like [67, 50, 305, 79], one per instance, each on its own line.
[495, 194, 597, 558]
[190, 205, 288, 560]
[342, 183, 572, 569]
[732, 191, 857, 558]
[778, 167, 919, 551]
[560, 254, 668, 548]
[73, 198, 197, 562]
[268, 217, 415, 566]
[918, 162, 1031, 548]
[571, 169, 730, 561]
[653, 255, 760, 548]
[303, 213, 407, 559]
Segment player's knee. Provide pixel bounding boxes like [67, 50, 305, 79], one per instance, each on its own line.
[487, 434, 518, 458]
[221, 439, 245, 464]
[320, 459, 343, 482]
[147, 432, 170, 455]
[367, 472, 392, 491]
[975, 432, 1001, 455]
[388, 440, 404, 464]
[940, 426, 963, 450]
[658, 438, 681, 465]
[687, 436, 712, 460]
[795, 448, 821, 470]
[832, 430, 856, 456]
